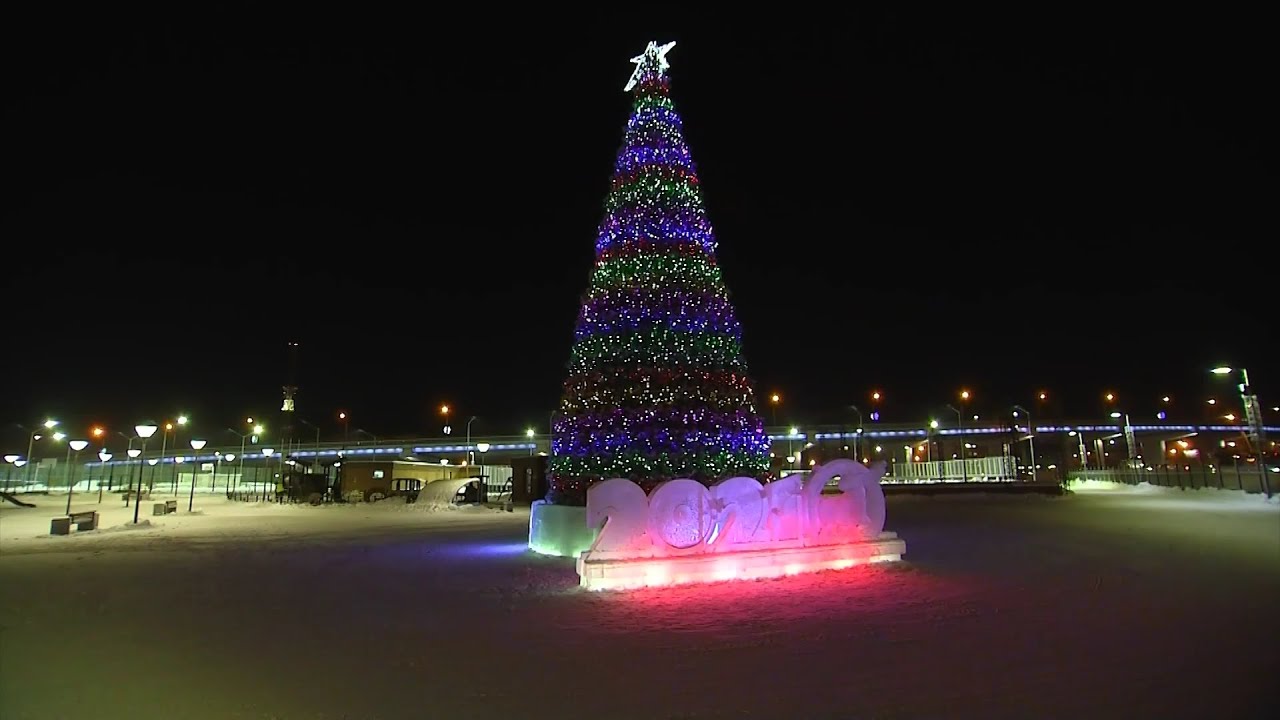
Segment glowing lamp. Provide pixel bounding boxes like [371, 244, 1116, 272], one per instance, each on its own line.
[127, 449, 142, 458]
[262, 448, 275, 457]
[98, 451, 112, 462]
[43, 419, 59, 429]
[68, 440, 89, 452]
[177, 416, 188, 425]
[476, 442, 491, 453]
[135, 424, 158, 439]
[190, 439, 207, 450]
[224, 453, 236, 462]
[147, 458, 159, 466]
[52, 432, 66, 441]
[1211, 366, 1232, 375]
[3, 455, 18, 463]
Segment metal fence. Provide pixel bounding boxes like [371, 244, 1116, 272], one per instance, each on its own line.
[1068, 465, 1274, 496]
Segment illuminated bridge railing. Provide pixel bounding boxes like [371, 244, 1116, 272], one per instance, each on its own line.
[889, 456, 1020, 483]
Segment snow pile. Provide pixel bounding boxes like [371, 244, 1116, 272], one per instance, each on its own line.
[1071, 478, 1280, 505]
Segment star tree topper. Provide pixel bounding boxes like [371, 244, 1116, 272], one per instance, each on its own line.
[624, 40, 677, 91]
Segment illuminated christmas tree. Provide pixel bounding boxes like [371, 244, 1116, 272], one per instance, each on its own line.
[548, 41, 771, 505]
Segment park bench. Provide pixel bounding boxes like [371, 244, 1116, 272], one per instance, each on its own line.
[50, 511, 99, 535]
[153, 499, 177, 516]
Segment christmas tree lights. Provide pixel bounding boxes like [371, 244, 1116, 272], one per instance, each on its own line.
[548, 41, 771, 505]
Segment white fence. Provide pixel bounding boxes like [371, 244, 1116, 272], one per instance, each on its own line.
[889, 456, 1021, 483]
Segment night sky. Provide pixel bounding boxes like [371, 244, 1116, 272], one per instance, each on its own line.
[5, 8, 1270, 440]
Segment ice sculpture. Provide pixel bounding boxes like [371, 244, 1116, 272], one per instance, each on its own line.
[576, 459, 906, 590]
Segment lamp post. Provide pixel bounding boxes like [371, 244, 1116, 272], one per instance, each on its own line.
[125, 448, 141, 506]
[848, 405, 863, 460]
[1212, 366, 1269, 496]
[133, 424, 159, 524]
[440, 404, 451, 437]
[149, 422, 173, 494]
[188, 439, 206, 511]
[222, 453, 235, 495]
[173, 415, 188, 493]
[97, 450, 112, 502]
[63, 440, 89, 514]
[3, 455, 18, 493]
[466, 416, 477, 466]
[476, 442, 491, 502]
[1108, 411, 1137, 468]
[298, 419, 322, 470]
[22, 419, 58, 488]
[769, 393, 780, 429]
[1012, 405, 1037, 483]
[226, 423, 260, 499]
[525, 428, 535, 456]
[261, 447, 275, 502]
[946, 404, 965, 481]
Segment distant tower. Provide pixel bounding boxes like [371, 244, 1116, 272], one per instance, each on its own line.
[280, 341, 299, 456]
[282, 341, 299, 413]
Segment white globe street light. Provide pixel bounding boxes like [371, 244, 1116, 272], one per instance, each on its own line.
[2, 455, 19, 494]
[190, 439, 207, 450]
[130, 424, 159, 524]
[64, 440, 90, 513]
[260, 448, 275, 502]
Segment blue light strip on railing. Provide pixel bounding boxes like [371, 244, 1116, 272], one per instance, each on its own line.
[411, 443, 538, 453]
[77, 423, 1280, 467]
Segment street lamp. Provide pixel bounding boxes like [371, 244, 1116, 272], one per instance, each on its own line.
[97, 450, 112, 503]
[2, 454, 17, 493]
[1107, 411, 1137, 467]
[297, 418, 322, 464]
[440, 404, 451, 436]
[132, 423, 159, 524]
[466, 416, 478, 465]
[848, 405, 863, 459]
[21, 419, 58, 489]
[1211, 366, 1269, 496]
[946, 403, 964, 454]
[1011, 406, 1037, 483]
[63, 440, 89, 514]
[476, 442, 491, 503]
[261, 448, 275, 502]
[188, 439, 207, 511]
[769, 393, 780, 427]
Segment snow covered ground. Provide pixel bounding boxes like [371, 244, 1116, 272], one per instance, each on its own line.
[1, 482, 1277, 718]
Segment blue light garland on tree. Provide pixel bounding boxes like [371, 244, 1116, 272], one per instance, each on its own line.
[547, 41, 771, 505]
